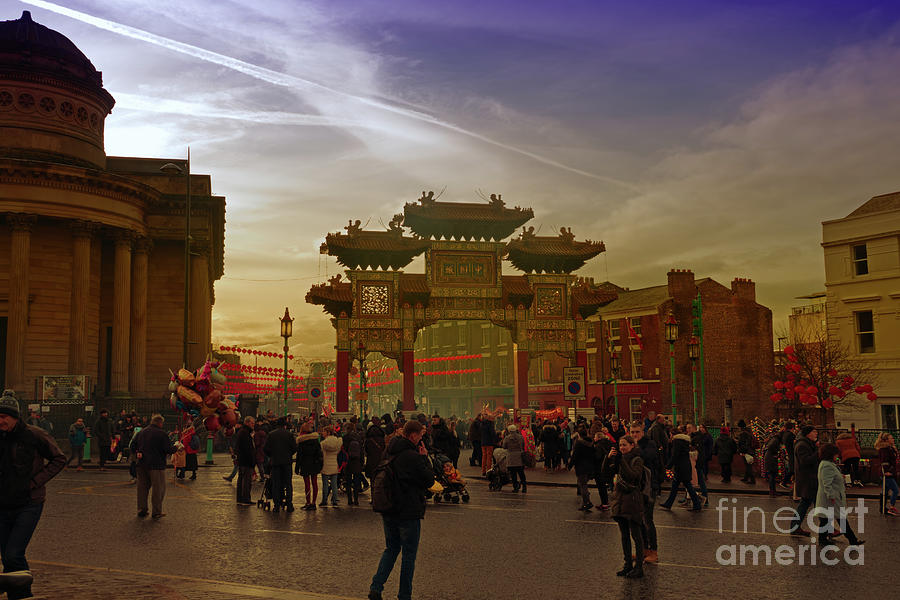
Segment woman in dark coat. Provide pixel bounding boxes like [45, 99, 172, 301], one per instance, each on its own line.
[714, 427, 737, 483]
[447, 419, 462, 468]
[295, 423, 323, 510]
[569, 428, 595, 510]
[364, 418, 386, 481]
[603, 435, 646, 579]
[342, 422, 364, 505]
[659, 432, 702, 510]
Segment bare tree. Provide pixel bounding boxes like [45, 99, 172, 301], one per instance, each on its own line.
[774, 322, 881, 410]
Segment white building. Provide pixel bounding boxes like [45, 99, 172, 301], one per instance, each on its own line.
[822, 191, 900, 429]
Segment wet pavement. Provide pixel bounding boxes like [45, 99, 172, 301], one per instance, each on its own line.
[25, 460, 897, 599]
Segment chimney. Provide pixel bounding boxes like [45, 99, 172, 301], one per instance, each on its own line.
[667, 268, 695, 301]
[731, 277, 756, 302]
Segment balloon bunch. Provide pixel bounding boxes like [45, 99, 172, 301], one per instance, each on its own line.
[168, 360, 239, 434]
[770, 345, 877, 408]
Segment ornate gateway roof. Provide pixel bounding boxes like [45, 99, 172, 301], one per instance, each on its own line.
[505, 227, 605, 273]
[305, 274, 352, 317]
[320, 215, 430, 270]
[403, 191, 533, 241]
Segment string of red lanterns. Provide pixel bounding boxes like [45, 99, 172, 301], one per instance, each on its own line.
[219, 345, 294, 360]
[416, 368, 482, 376]
[414, 354, 482, 363]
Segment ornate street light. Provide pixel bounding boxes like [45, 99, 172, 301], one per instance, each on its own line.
[664, 312, 679, 424]
[280, 307, 293, 416]
[688, 335, 700, 422]
[610, 352, 620, 419]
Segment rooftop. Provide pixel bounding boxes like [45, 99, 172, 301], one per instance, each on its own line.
[847, 191, 900, 218]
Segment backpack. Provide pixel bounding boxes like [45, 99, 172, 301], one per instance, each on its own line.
[348, 439, 362, 459]
[371, 455, 401, 514]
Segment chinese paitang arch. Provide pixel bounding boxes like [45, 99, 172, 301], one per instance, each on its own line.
[306, 192, 617, 412]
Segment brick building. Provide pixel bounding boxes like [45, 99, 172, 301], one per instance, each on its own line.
[586, 269, 774, 425]
[0, 12, 225, 407]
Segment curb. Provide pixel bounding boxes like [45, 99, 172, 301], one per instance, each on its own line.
[471, 475, 881, 499]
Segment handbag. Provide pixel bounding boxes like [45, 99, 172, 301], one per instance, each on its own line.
[743, 453, 755, 464]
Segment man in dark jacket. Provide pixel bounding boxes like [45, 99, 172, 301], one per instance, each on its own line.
[569, 429, 596, 510]
[480, 415, 496, 476]
[790, 426, 819, 535]
[365, 418, 387, 482]
[368, 420, 435, 600]
[93, 409, 113, 470]
[780, 422, 796, 488]
[647, 415, 668, 482]
[630, 421, 659, 563]
[264, 418, 297, 512]
[133, 413, 176, 519]
[0, 390, 66, 599]
[430, 415, 453, 458]
[234, 416, 256, 505]
[659, 431, 702, 511]
[468, 416, 482, 467]
[714, 427, 738, 482]
[737, 420, 756, 484]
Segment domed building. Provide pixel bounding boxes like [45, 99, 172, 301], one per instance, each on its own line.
[0, 11, 225, 411]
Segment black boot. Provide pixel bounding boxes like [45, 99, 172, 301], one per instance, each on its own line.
[616, 562, 633, 577]
[626, 561, 644, 578]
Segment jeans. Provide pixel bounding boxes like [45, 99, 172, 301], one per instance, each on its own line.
[225, 461, 239, 480]
[98, 443, 111, 468]
[696, 463, 708, 496]
[641, 492, 658, 550]
[509, 466, 526, 491]
[661, 476, 701, 509]
[885, 477, 899, 507]
[0, 502, 44, 600]
[270, 464, 293, 509]
[321, 474, 339, 504]
[370, 516, 421, 600]
[470, 441, 481, 466]
[576, 473, 592, 505]
[66, 445, 83, 468]
[237, 466, 254, 503]
[345, 471, 362, 502]
[792, 497, 815, 532]
[614, 516, 643, 565]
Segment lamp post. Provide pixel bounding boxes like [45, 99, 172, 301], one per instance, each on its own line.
[610, 352, 620, 419]
[688, 335, 700, 423]
[280, 307, 293, 417]
[159, 150, 191, 368]
[357, 342, 368, 418]
[664, 312, 679, 425]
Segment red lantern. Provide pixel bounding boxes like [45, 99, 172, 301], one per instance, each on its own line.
[805, 385, 817, 395]
[845, 376, 855, 385]
[828, 386, 840, 396]
[841, 382, 851, 390]
[822, 399, 834, 409]
[835, 389, 846, 398]
[799, 394, 810, 404]
[862, 384, 873, 393]
[867, 392, 878, 402]
[854, 386, 865, 394]
[774, 381, 785, 390]
[770, 393, 783, 403]
[827, 369, 838, 378]
[788, 354, 798, 363]
[784, 345, 794, 354]
[793, 385, 805, 394]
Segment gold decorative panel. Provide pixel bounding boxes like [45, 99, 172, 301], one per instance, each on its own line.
[360, 284, 391, 316]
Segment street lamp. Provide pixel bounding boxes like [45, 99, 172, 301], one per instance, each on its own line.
[160, 152, 191, 367]
[664, 312, 679, 425]
[688, 335, 700, 423]
[610, 353, 620, 419]
[280, 307, 293, 417]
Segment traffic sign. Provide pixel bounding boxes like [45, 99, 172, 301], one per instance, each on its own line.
[563, 366, 586, 400]
[308, 377, 324, 401]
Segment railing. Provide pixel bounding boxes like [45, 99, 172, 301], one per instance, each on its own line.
[706, 426, 897, 449]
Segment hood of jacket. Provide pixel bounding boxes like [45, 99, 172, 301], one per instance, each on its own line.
[388, 435, 416, 456]
[321, 435, 342, 451]
[297, 432, 319, 443]
[672, 433, 691, 443]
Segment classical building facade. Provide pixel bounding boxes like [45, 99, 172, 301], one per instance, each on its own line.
[823, 191, 900, 429]
[0, 12, 225, 404]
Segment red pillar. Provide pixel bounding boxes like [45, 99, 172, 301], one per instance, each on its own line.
[402, 350, 415, 412]
[515, 349, 529, 409]
[336, 350, 349, 412]
[576, 350, 588, 408]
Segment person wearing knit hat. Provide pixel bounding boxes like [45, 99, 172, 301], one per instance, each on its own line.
[0, 389, 66, 599]
[790, 425, 819, 535]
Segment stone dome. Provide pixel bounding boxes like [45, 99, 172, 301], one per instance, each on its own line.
[0, 11, 115, 168]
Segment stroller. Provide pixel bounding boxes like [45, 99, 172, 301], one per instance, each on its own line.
[487, 447, 511, 491]
[256, 474, 275, 510]
[428, 453, 470, 504]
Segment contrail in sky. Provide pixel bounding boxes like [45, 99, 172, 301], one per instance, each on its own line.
[20, 0, 641, 192]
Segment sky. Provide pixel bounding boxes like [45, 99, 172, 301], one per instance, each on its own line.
[10, 0, 900, 367]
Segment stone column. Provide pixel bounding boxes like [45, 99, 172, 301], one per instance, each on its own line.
[129, 237, 151, 396]
[69, 220, 97, 375]
[189, 241, 211, 368]
[110, 231, 132, 396]
[336, 350, 350, 412]
[5, 214, 36, 393]
[401, 350, 415, 411]
[515, 346, 529, 409]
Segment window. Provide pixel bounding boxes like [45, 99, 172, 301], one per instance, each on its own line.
[855, 310, 875, 353]
[481, 327, 491, 347]
[882, 404, 898, 430]
[853, 244, 868, 276]
[632, 351, 643, 378]
[629, 317, 642, 337]
[458, 324, 467, 346]
[608, 319, 621, 339]
[484, 363, 494, 386]
[630, 398, 642, 424]
[587, 323, 596, 342]
[472, 360, 484, 386]
[587, 355, 597, 382]
[500, 359, 510, 386]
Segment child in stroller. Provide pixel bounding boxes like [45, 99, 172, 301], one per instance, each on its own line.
[428, 453, 470, 503]
[487, 447, 511, 491]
